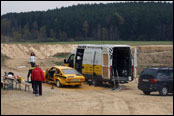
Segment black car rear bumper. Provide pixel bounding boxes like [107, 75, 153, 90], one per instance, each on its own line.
[138, 83, 159, 92]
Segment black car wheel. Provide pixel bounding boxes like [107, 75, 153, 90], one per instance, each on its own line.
[143, 91, 151, 95]
[159, 86, 168, 96]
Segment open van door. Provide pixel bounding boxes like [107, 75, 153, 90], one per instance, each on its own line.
[102, 48, 110, 80]
[112, 47, 132, 82]
[75, 49, 84, 73]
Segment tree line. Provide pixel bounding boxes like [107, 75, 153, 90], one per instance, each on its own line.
[1, 1, 173, 42]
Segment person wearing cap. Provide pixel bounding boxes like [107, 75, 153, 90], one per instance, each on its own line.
[31, 64, 45, 96]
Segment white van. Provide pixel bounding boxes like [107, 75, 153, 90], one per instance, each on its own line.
[64, 44, 134, 86]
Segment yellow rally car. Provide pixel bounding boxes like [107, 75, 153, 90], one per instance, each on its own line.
[44, 66, 85, 87]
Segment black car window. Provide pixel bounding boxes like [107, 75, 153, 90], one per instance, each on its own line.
[157, 70, 168, 76]
[157, 70, 171, 80]
[140, 69, 157, 78]
[169, 70, 173, 78]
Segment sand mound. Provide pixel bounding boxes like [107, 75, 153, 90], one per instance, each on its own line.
[1, 44, 77, 59]
[1, 44, 173, 74]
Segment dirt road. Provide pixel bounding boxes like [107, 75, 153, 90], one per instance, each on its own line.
[1, 44, 173, 115]
[1, 82, 173, 115]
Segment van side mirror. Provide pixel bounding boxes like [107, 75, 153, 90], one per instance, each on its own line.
[64, 59, 67, 63]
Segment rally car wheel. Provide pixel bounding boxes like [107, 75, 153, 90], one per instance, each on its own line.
[56, 80, 62, 88]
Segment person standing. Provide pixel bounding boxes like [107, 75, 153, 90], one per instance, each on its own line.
[27, 66, 36, 93]
[31, 64, 45, 96]
[29, 52, 36, 67]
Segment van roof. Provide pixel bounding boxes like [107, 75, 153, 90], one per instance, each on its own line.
[78, 44, 130, 49]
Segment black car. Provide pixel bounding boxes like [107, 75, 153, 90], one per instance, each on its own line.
[138, 67, 173, 96]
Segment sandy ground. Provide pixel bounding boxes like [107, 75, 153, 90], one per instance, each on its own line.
[1, 44, 173, 115]
[1, 81, 173, 115]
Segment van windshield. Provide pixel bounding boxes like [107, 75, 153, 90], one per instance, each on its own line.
[62, 69, 80, 75]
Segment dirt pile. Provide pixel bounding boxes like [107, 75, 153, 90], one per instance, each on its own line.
[1, 44, 173, 74]
[1, 44, 77, 59]
[131, 45, 173, 74]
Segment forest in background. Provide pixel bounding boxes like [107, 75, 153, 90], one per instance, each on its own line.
[1, 1, 173, 42]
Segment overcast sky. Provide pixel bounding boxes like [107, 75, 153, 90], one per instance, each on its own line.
[1, 1, 120, 15]
[1, 1, 172, 16]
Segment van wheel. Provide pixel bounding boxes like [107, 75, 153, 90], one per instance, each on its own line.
[56, 80, 62, 88]
[143, 91, 151, 95]
[159, 86, 168, 96]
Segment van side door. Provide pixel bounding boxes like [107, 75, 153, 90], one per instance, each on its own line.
[102, 48, 110, 80]
[75, 49, 84, 73]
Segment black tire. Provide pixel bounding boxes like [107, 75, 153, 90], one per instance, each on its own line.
[143, 91, 151, 95]
[88, 80, 92, 86]
[8, 72, 14, 76]
[109, 81, 114, 85]
[75, 85, 81, 87]
[56, 80, 62, 88]
[159, 86, 168, 96]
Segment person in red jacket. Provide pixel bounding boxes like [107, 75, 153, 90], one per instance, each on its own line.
[31, 64, 45, 96]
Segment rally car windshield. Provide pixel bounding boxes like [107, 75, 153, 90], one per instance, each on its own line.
[62, 69, 80, 75]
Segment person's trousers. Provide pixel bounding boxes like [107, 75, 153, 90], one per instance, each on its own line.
[33, 81, 42, 95]
[30, 62, 35, 67]
[31, 79, 34, 92]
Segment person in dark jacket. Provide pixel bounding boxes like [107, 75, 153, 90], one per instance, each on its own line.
[27, 66, 36, 93]
[31, 64, 45, 96]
